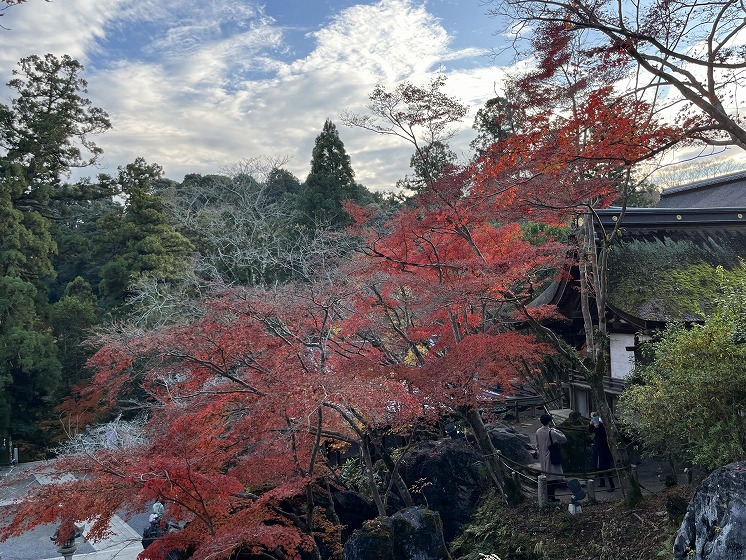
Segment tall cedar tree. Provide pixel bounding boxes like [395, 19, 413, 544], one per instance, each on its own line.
[298, 120, 360, 229]
[98, 158, 194, 309]
[0, 54, 110, 441]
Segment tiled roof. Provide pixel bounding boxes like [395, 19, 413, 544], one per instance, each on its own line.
[658, 171, 746, 208]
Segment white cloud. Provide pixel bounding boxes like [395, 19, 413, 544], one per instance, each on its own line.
[0, 0, 507, 191]
[0, 0, 124, 67]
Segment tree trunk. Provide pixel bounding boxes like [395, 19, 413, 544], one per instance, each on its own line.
[370, 435, 415, 507]
[361, 434, 386, 516]
[465, 407, 505, 495]
[586, 361, 642, 506]
[580, 214, 642, 507]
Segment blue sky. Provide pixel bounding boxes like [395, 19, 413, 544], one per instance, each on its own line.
[0, 0, 515, 191]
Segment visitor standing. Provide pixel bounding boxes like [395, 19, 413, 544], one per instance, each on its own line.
[590, 412, 615, 491]
[153, 498, 165, 518]
[536, 413, 567, 502]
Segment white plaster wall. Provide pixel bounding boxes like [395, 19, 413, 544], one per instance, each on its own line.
[609, 333, 636, 380]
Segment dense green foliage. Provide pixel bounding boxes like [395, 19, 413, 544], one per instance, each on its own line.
[298, 119, 375, 228]
[398, 140, 457, 193]
[0, 54, 110, 442]
[619, 266, 746, 470]
[470, 93, 526, 156]
[451, 490, 548, 560]
[97, 159, 194, 308]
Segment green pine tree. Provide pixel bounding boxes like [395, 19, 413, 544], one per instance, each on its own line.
[0, 54, 110, 446]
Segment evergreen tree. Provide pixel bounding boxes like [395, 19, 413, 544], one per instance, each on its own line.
[98, 159, 194, 309]
[398, 140, 457, 193]
[298, 120, 361, 228]
[265, 167, 302, 202]
[470, 93, 526, 156]
[49, 195, 121, 302]
[0, 54, 110, 445]
[49, 277, 100, 393]
[0, 54, 111, 206]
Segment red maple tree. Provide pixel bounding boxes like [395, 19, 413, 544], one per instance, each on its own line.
[2, 275, 431, 560]
[2, 47, 688, 558]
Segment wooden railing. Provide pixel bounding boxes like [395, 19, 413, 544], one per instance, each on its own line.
[567, 372, 628, 394]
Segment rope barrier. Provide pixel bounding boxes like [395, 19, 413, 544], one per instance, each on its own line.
[494, 448, 631, 478]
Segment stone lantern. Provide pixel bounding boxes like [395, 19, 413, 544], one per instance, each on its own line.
[51, 517, 81, 560]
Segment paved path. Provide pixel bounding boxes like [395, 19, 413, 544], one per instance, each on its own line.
[0, 466, 145, 560]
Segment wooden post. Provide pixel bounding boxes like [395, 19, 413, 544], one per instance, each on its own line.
[538, 474, 548, 507]
[631, 464, 638, 482]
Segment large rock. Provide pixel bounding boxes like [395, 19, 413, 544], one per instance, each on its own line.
[397, 439, 485, 541]
[674, 462, 746, 559]
[343, 507, 451, 560]
[332, 490, 378, 541]
[487, 424, 536, 465]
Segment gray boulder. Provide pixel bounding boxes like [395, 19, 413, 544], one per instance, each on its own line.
[674, 462, 746, 559]
[488, 424, 535, 465]
[332, 490, 378, 541]
[343, 507, 451, 560]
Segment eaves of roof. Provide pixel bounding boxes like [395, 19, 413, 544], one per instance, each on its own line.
[595, 207, 746, 228]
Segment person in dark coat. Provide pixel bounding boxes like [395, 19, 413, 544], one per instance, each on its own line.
[142, 516, 164, 550]
[590, 412, 615, 491]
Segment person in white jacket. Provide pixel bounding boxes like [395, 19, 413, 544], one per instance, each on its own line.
[536, 413, 567, 502]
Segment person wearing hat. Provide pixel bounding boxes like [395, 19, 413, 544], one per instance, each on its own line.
[536, 413, 567, 502]
[590, 412, 615, 491]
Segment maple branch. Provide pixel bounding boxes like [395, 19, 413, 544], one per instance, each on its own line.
[418, 236, 445, 283]
[316, 429, 356, 445]
[167, 352, 266, 395]
[370, 285, 426, 366]
[286, 415, 305, 476]
[161, 471, 216, 535]
[509, 292, 586, 370]
[361, 244, 463, 273]
[321, 401, 386, 515]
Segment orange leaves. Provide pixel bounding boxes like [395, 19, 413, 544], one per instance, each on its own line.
[36, 276, 438, 557]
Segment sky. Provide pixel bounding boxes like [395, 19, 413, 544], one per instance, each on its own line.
[0, 0, 515, 192]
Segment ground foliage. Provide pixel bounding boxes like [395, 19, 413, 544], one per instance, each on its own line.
[451, 485, 696, 560]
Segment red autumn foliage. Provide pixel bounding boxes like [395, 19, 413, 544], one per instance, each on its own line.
[2, 53, 688, 560]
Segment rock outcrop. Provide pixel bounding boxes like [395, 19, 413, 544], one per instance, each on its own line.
[397, 439, 485, 541]
[488, 424, 536, 465]
[396, 426, 533, 541]
[674, 462, 746, 559]
[343, 507, 451, 560]
[332, 490, 378, 541]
